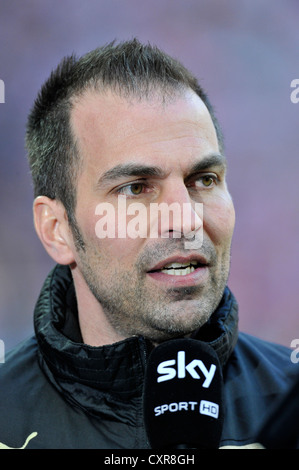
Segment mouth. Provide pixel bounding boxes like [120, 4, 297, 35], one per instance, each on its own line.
[147, 255, 209, 286]
[149, 260, 204, 276]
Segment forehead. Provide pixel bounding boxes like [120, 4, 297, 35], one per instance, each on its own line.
[70, 88, 219, 175]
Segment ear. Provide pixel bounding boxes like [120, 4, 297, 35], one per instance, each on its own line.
[33, 196, 76, 265]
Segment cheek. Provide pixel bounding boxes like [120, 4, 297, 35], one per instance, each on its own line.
[203, 196, 235, 246]
[87, 208, 146, 264]
[101, 237, 146, 263]
[92, 198, 149, 260]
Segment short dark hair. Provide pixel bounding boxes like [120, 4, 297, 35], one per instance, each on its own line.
[26, 38, 224, 234]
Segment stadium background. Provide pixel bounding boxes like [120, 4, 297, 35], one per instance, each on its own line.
[0, 0, 298, 350]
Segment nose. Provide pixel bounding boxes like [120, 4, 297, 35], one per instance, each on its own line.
[149, 181, 203, 241]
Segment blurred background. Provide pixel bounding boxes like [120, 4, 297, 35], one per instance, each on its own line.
[0, 0, 298, 351]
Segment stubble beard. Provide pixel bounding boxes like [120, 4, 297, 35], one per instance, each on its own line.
[74, 235, 231, 344]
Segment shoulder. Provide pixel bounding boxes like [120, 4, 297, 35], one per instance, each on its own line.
[220, 332, 299, 447]
[236, 332, 294, 367]
[226, 332, 298, 390]
[0, 336, 50, 409]
[0, 336, 40, 384]
[0, 337, 49, 448]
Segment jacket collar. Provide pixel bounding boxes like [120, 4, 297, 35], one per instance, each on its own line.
[34, 265, 238, 413]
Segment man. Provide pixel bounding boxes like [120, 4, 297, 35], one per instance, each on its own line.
[0, 39, 297, 449]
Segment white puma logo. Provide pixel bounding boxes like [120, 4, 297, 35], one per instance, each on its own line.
[0, 432, 38, 449]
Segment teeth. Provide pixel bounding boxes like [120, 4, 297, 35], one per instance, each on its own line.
[163, 262, 193, 269]
[160, 262, 197, 276]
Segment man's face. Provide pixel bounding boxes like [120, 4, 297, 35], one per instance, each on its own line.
[70, 88, 235, 343]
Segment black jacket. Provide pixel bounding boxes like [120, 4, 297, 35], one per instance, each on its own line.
[0, 264, 297, 449]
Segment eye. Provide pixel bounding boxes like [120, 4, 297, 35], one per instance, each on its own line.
[191, 173, 218, 189]
[116, 181, 147, 196]
[128, 183, 144, 195]
[202, 175, 214, 187]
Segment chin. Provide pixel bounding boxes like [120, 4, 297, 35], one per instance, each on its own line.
[143, 317, 207, 345]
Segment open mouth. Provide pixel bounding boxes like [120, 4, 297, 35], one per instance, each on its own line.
[149, 260, 205, 276]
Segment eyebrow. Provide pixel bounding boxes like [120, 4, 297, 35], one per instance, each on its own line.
[96, 153, 227, 189]
[96, 163, 166, 189]
[187, 153, 227, 175]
